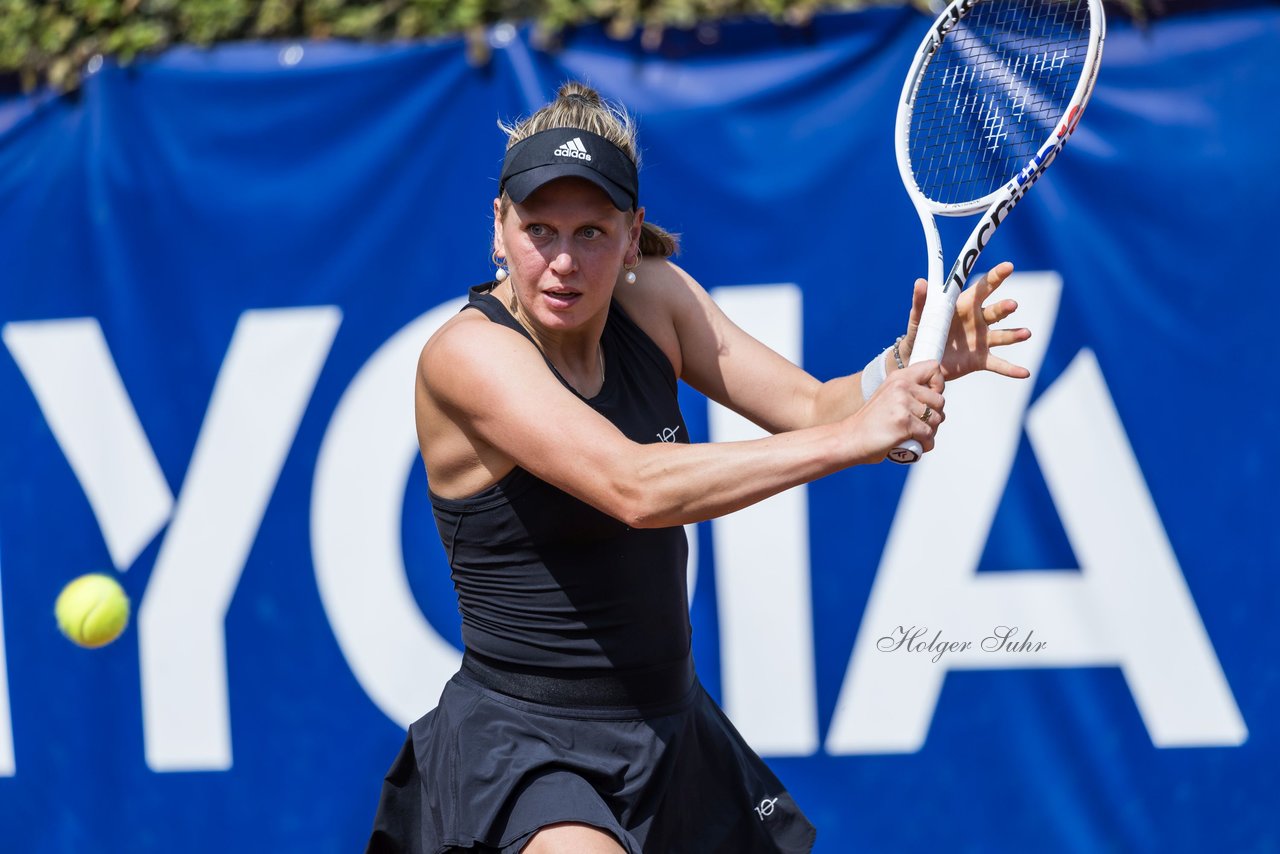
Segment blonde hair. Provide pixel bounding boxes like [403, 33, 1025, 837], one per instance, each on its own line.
[498, 81, 680, 258]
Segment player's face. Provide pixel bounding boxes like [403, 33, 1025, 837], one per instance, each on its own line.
[494, 178, 639, 333]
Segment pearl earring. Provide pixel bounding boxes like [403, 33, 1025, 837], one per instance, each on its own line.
[492, 250, 508, 283]
[623, 249, 642, 284]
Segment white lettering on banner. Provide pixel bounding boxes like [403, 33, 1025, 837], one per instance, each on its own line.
[825, 274, 1246, 754]
[3, 319, 174, 571]
[4, 316, 180, 779]
[1, 276, 1244, 769]
[311, 298, 466, 729]
[4, 310, 341, 773]
[140, 308, 341, 770]
[708, 284, 818, 756]
[1026, 350, 1246, 746]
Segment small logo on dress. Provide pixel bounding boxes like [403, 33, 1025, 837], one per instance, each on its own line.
[553, 137, 592, 161]
[656, 425, 682, 443]
[754, 797, 779, 820]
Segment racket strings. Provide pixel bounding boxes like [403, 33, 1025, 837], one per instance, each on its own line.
[910, 0, 1091, 206]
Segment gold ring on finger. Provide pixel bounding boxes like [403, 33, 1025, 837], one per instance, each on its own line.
[919, 406, 934, 424]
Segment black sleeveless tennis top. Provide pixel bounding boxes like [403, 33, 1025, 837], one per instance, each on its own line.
[429, 285, 692, 676]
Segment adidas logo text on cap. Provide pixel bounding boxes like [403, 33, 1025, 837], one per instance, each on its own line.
[553, 137, 592, 161]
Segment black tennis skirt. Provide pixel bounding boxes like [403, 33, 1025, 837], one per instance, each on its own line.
[365, 655, 816, 853]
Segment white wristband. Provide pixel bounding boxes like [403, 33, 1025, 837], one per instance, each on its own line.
[861, 345, 891, 402]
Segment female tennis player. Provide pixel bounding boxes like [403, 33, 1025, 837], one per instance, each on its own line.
[366, 82, 1029, 854]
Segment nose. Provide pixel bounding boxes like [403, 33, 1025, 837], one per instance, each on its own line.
[548, 246, 577, 275]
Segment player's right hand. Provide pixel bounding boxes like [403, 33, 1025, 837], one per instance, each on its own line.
[847, 360, 945, 464]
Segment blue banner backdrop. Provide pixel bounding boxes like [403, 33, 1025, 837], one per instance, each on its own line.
[1, 5, 1277, 852]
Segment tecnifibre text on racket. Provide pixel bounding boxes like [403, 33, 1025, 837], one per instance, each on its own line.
[888, 0, 1105, 464]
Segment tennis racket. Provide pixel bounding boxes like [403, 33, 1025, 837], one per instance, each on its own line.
[888, 0, 1105, 464]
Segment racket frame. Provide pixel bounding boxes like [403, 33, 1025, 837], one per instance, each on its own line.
[888, 0, 1106, 464]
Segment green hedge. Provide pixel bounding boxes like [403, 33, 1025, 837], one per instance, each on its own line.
[0, 0, 1142, 92]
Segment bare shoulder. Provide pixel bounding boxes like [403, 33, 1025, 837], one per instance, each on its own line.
[613, 257, 707, 378]
[417, 307, 528, 404]
[415, 306, 544, 462]
[415, 307, 549, 497]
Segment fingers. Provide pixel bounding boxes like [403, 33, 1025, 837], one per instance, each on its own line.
[967, 262, 1015, 316]
[980, 261, 1015, 296]
[914, 400, 945, 434]
[914, 384, 945, 413]
[889, 361, 946, 449]
[905, 277, 927, 343]
[852, 356, 950, 462]
[890, 358, 944, 392]
[985, 326, 1031, 347]
[906, 391, 943, 452]
[911, 373, 945, 420]
[920, 359, 945, 393]
[952, 263, 1014, 334]
[980, 354, 1032, 380]
[911, 278, 927, 320]
[982, 298, 1019, 326]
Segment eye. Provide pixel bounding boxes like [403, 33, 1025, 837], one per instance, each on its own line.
[527, 223, 551, 238]
[580, 226, 602, 239]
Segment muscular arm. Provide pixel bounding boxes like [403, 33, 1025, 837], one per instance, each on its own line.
[419, 312, 942, 529]
[618, 259, 1028, 438]
[617, 259, 891, 433]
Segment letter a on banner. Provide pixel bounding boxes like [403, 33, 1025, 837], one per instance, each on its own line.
[825, 273, 1246, 754]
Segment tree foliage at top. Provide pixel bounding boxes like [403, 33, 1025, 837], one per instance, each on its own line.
[0, 0, 1148, 92]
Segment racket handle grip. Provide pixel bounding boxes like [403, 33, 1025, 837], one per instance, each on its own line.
[888, 440, 922, 465]
[888, 283, 957, 465]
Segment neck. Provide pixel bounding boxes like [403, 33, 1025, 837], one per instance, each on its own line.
[497, 282, 607, 395]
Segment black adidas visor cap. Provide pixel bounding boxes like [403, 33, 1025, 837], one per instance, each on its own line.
[499, 129, 639, 211]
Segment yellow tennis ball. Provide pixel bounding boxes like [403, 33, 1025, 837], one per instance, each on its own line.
[55, 573, 130, 649]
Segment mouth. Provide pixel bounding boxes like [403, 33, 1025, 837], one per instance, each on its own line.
[543, 288, 582, 308]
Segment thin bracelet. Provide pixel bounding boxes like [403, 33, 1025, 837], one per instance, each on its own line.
[891, 335, 906, 370]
